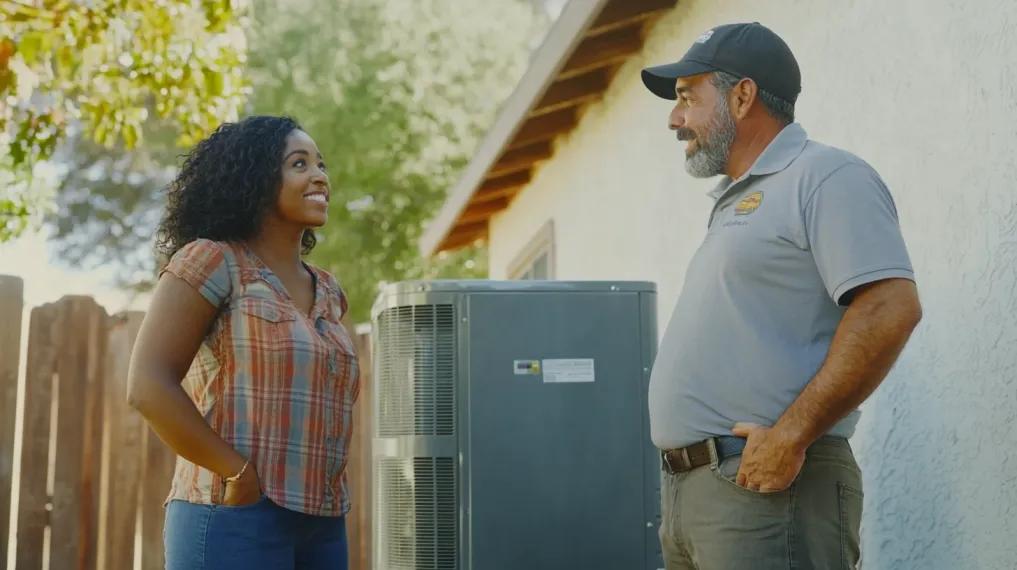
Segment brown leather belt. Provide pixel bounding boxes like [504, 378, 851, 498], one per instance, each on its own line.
[660, 436, 747, 475]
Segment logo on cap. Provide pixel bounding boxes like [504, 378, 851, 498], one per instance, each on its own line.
[695, 29, 715, 44]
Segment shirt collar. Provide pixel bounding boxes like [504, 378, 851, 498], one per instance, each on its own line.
[236, 241, 331, 321]
[706, 123, 809, 199]
[306, 265, 333, 322]
[748, 122, 808, 176]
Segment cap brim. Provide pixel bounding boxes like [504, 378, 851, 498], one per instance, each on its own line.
[641, 60, 717, 100]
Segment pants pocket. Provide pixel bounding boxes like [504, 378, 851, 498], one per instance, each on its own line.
[165, 500, 213, 570]
[216, 494, 270, 511]
[710, 454, 791, 499]
[838, 482, 863, 569]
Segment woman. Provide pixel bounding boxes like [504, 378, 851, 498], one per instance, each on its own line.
[127, 116, 359, 569]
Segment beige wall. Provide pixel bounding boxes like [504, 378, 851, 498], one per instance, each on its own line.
[488, 0, 1017, 567]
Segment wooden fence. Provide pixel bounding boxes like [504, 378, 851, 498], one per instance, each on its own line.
[0, 275, 374, 569]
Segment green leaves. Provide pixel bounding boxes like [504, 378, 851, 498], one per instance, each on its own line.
[15, 30, 43, 65]
[0, 0, 249, 241]
[38, 0, 547, 324]
[0, 198, 31, 243]
[247, 0, 547, 322]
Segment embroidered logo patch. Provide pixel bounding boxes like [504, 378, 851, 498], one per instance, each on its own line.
[695, 29, 715, 44]
[734, 191, 763, 215]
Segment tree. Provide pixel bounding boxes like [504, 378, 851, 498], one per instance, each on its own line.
[0, 0, 249, 240]
[248, 0, 548, 321]
[44, 0, 548, 322]
[47, 120, 181, 289]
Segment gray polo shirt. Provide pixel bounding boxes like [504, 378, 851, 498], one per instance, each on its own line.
[649, 123, 915, 449]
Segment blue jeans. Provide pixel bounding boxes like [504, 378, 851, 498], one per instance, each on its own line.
[165, 496, 348, 569]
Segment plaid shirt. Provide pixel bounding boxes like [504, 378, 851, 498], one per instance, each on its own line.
[160, 239, 360, 516]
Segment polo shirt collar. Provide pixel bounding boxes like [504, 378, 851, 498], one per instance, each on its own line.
[706, 123, 809, 199]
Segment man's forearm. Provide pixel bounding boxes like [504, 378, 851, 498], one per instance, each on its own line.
[774, 279, 922, 449]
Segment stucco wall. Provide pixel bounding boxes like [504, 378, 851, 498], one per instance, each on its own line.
[487, 1, 1017, 567]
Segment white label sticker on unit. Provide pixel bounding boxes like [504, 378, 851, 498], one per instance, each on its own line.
[542, 359, 595, 383]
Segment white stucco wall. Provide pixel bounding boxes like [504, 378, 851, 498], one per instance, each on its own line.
[487, 1, 1017, 567]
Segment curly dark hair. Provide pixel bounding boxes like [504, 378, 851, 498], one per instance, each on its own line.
[156, 115, 317, 260]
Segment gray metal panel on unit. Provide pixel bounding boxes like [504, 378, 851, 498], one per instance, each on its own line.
[638, 291, 664, 568]
[378, 279, 656, 298]
[372, 300, 460, 570]
[454, 292, 472, 570]
[372, 436, 458, 459]
[371, 290, 463, 321]
[465, 291, 652, 569]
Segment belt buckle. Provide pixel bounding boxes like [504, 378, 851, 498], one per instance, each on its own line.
[661, 447, 692, 474]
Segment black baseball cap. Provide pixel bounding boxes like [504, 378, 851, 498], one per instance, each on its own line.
[641, 22, 801, 104]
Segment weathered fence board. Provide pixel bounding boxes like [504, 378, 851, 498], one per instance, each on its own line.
[97, 312, 145, 570]
[139, 425, 175, 570]
[16, 302, 61, 569]
[348, 326, 374, 570]
[0, 275, 24, 564]
[0, 287, 376, 569]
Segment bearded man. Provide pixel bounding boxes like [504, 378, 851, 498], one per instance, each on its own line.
[641, 22, 923, 570]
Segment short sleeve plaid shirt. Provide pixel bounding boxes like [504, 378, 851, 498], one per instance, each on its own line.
[160, 238, 360, 516]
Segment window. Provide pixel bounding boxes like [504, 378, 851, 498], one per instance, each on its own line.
[508, 221, 555, 280]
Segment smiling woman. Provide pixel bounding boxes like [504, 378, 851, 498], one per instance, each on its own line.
[127, 116, 359, 569]
[155, 116, 323, 260]
[276, 129, 332, 231]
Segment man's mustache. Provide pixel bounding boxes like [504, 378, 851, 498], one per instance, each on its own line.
[675, 127, 696, 141]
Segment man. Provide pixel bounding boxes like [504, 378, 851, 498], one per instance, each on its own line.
[642, 22, 922, 569]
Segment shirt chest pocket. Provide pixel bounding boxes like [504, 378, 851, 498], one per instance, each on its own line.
[234, 297, 298, 348]
[313, 315, 354, 354]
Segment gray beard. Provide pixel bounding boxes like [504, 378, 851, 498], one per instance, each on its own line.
[683, 102, 736, 178]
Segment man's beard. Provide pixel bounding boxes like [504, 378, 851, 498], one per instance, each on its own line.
[675, 100, 736, 178]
